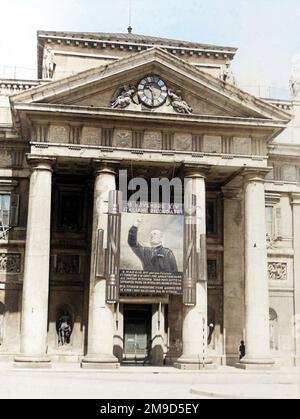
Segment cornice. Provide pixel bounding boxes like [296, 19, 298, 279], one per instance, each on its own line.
[38, 33, 237, 58]
[14, 102, 289, 129]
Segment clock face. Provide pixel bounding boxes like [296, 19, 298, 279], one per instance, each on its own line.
[137, 75, 168, 108]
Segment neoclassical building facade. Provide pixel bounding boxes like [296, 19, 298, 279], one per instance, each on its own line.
[0, 31, 299, 369]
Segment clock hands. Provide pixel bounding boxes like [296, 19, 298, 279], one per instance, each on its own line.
[145, 83, 155, 106]
[138, 77, 167, 108]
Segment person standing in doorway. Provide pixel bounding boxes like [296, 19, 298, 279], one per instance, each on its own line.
[239, 340, 246, 360]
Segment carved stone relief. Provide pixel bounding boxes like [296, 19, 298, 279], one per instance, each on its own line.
[0, 149, 25, 169]
[168, 90, 193, 114]
[81, 127, 101, 146]
[268, 262, 287, 281]
[0, 253, 21, 274]
[174, 133, 192, 151]
[281, 165, 297, 182]
[113, 129, 132, 148]
[49, 125, 69, 144]
[143, 131, 162, 149]
[232, 137, 252, 155]
[111, 86, 137, 109]
[202, 135, 222, 153]
[0, 150, 12, 168]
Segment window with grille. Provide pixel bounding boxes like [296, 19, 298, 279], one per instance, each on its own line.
[0, 194, 19, 228]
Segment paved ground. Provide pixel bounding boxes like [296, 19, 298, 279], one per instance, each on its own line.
[0, 364, 299, 399]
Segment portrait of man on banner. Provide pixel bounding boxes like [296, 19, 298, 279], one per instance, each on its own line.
[119, 212, 184, 296]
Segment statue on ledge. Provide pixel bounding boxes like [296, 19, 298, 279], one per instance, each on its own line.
[42, 46, 56, 79]
[290, 54, 300, 99]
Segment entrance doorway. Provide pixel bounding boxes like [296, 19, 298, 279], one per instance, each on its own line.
[123, 305, 152, 364]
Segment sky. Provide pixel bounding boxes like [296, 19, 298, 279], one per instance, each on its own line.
[0, 0, 300, 99]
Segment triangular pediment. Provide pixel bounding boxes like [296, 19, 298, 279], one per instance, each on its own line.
[10, 48, 291, 121]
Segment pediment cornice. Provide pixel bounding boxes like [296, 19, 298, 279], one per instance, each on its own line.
[10, 48, 292, 124]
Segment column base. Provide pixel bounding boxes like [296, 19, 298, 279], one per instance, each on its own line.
[81, 354, 120, 370]
[14, 355, 51, 369]
[174, 355, 216, 370]
[236, 356, 275, 370]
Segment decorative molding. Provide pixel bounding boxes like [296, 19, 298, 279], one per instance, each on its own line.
[268, 262, 287, 281]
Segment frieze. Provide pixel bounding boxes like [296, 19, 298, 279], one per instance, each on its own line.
[0, 253, 22, 274]
[268, 262, 287, 281]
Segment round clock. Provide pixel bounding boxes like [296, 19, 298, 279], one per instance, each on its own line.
[137, 75, 168, 108]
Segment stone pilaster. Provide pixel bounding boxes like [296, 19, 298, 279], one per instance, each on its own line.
[15, 156, 55, 368]
[291, 193, 300, 366]
[222, 185, 245, 366]
[81, 161, 119, 369]
[175, 166, 213, 369]
[238, 170, 274, 369]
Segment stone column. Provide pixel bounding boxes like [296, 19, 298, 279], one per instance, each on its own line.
[291, 193, 300, 366]
[222, 185, 245, 366]
[239, 170, 274, 369]
[81, 162, 119, 369]
[151, 304, 165, 366]
[15, 156, 55, 367]
[175, 168, 212, 369]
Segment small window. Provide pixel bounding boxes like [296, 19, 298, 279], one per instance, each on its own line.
[0, 194, 19, 229]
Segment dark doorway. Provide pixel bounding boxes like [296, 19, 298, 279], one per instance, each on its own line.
[123, 304, 152, 364]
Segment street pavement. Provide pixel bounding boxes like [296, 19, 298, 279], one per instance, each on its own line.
[0, 364, 299, 399]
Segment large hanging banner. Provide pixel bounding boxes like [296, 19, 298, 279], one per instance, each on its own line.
[119, 203, 184, 296]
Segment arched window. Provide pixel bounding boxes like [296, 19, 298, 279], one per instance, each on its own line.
[0, 303, 5, 346]
[269, 308, 279, 351]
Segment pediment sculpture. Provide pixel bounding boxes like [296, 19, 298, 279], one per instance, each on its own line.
[111, 76, 193, 115]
